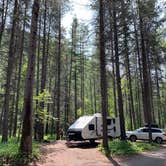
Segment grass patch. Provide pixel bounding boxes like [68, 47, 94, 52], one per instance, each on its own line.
[0, 137, 40, 166]
[98, 139, 160, 156]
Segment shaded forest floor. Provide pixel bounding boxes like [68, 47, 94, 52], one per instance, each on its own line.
[30, 140, 166, 166]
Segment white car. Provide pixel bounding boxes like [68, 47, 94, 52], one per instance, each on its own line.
[126, 127, 166, 144]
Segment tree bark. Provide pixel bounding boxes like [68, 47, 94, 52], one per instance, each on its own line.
[113, 0, 126, 140]
[0, 0, 9, 46]
[2, 0, 19, 143]
[109, 0, 117, 117]
[56, 3, 62, 140]
[99, 0, 109, 151]
[37, 0, 47, 141]
[20, 0, 40, 154]
[13, 3, 27, 137]
[138, 0, 152, 142]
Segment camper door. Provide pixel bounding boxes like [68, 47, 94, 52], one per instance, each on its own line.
[96, 116, 102, 136]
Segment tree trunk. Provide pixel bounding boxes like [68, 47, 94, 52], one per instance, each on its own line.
[99, 0, 108, 151]
[20, 0, 40, 154]
[121, 0, 136, 130]
[113, 0, 126, 140]
[67, 28, 74, 122]
[74, 64, 77, 119]
[133, 13, 144, 126]
[13, 4, 27, 137]
[45, 18, 51, 135]
[0, 0, 9, 46]
[37, 0, 47, 141]
[138, 0, 152, 142]
[80, 41, 85, 115]
[89, 78, 93, 114]
[56, 3, 61, 140]
[109, 0, 117, 117]
[2, 0, 19, 143]
[64, 54, 69, 134]
[34, 14, 41, 140]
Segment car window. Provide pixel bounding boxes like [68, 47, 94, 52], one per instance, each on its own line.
[151, 129, 162, 133]
[142, 128, 162, 133]
[142, 128, 149, 132]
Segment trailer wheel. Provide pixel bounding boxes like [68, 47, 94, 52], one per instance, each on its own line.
[89, 139, 95, 144]
[108, 136, 113, 140]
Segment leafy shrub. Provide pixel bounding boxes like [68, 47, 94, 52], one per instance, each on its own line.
[0, 137, 40, 165]
[44, 134, 56, 140]
[98, 139, 160, 156]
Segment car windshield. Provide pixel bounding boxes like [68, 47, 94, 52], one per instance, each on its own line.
[135, 129, 142, 132]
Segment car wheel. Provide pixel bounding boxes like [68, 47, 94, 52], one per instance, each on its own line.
[130, 135, 137, 142]
[155, 137, 162, 144]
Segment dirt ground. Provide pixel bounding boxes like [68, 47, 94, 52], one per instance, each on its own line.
[31, 141, 166, 166]
[31, 140, 112, 166]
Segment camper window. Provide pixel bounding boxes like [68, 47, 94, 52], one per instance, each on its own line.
[89, 124, 95, 130]
[107, 119, 111, 125]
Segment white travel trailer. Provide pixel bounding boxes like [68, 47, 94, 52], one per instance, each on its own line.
[67, 113, 120, 143]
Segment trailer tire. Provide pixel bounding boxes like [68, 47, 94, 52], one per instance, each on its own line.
[108, 136, 113, 140]
[89, 139, 95, 144]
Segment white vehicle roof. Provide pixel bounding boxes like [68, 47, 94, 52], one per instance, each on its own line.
[69, 116, 94, 130]
[139, 127, 162, 130]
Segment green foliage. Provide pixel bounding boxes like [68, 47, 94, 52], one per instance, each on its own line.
[77, 108, 83, 117]
[0, 137, 40, 165]
[161, 39, 166, 48]
[18, 97, 24, 111]
[0, 138, 19, 160]
[34, 89, 52, 104]
[44, 134, 56, 140]
[98, 144, 110, 156]
[34, 89, 56, 124]
[98, 139, 160, 156]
